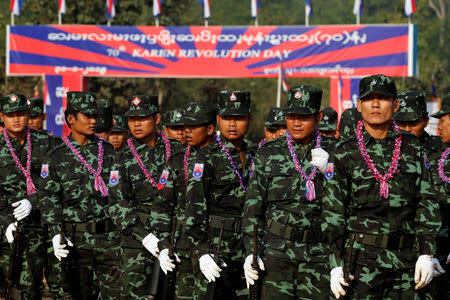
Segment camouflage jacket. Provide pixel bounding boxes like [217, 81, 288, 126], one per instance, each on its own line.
[0, 129, 55, 232]
[39, 135, 117, 238]
[421, 132, 442, 158]
[322, 128, 441, 270]
[108, 135, 184, 249]
[243, 135, 338, 262]
[185, 136, 255, 259]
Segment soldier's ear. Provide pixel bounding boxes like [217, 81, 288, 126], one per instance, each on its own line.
[154, 113, 162, 126]
[393, 99, 400, 113]
[356, 100, 362, 113]
[317, 110, 323, 122]
[207, 124, 215, 135]
[0, 113, 4, 123]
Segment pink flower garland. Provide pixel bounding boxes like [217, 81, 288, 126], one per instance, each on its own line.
[62, 136, 108, 197]
[438, 147, 450, 184]
[3, 127, 37, 196]
[355, 120, 402, 199]
[285, 129, 321, 201]
[258, 138, 266, 149]
[184, 145, 191, 183]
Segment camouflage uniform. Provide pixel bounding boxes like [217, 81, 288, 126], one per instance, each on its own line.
[108, 95, 184, 299]
[96, 98, 113, 135]
[338, 108, 362, 140]
[162, 109, 184, 128]
[109, 114, 128, 152]
[185, 91, 255, 300]
[318, 106, 338, 133]
[243, 86, 338, 300]
[322, 75, 441, 299]
[39, 92, 122, 299]
[264, 107, 286, 130]
[27, 97, 44, 118]
[0, 94, 55, 299]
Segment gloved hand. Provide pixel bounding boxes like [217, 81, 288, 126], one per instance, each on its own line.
[5, 223, 17, 244]
[12, 199, 32, 221]
[142, 233, 160, 258]
[52, 234, 73, 261]
[446, 253, 450, 264]
[159, 249, 181, 274]
[199, 254, 227, 283]
[414, 255, 435, 290]
[330, 267, 354, 299]
[310, 148, 329, 173]
[243, 254, 265, 289]
[432, 257, 445, 277]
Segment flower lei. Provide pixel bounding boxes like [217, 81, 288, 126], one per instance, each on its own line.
[355, 120, 402, 199]
[214, 135, 254, 192]
[62, 135, 108, 197]
[184, 145, 191, 183]
[285, 129, 321, 201]
[127, 133, 171, 189]
[438, 147, 450, 184]
[3, 127, 37, 196]
[258, 138, 266, 149]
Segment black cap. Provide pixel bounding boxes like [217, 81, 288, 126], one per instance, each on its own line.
[96, 99, 113, 133]
[217, 90, 251, 116]
[126, 95, 159, 117]
[359, 74, 397, 100]
[393, 91, 428, 122]
[318, 107, 338, 131]
[27, 97, 44, 117]
[285, 85, 322, 115]
[182, 102, 216, 126]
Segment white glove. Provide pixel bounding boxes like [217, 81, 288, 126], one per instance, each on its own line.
[52, 234, 73, 261]
[310, 148, 329, 174]
[142, 233, 160, 258]
[446, 253, 450, 264]
[12, 199, 32, 221]
[330, 267, 354, 299]
[159, 248, 181, 274]
[199, 254, 227, 283]
[5, 223, 17, 244]
[431, 257, 445, 277]
[243, 255, 265, 289]
[414, 255, 435, 290]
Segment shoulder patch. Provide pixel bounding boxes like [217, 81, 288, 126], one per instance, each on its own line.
[157, 169, 170, 190]
[424, 152, 430, 170]
[109, 170, 119, 186]
[193, 163, 204, 178]
[40, 164, 49, 178]
[325, 163, 334, 180]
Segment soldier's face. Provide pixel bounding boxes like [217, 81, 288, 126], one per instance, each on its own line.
[438, 114, 450, 144]
[128, 114, 161, 143]
[396, 117, 428, 138]
[68, 112, 97, 136]
[1, 110, 30, 135]
[165, 125, 186, 145]
[108, 131, 128, 150]
[264, 127, 278, 141]
[217, 115, 251, 141]
[357, 93, 399, 126]
[286, 112, 321, 144]
[185, 124, 215, 149]
[276, 125, 286, 137]
[28, 113, 46, 131]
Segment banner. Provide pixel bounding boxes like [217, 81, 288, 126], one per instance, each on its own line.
[7, 24, 418, 78]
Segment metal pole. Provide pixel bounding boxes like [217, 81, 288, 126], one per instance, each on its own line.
[155, 18, 159, 27]
[11, 12, 14, 26]
[205, 19, 208, 27]
[254, 16, 258, 27]
[58, 11, 62, 25]
[276, 65, 281, 108]
[107, 20, 111, 26]
[305, 8, 309, 26]
[356, 13, 360, 25]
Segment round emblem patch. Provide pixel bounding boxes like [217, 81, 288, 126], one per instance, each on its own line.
[294, 91, 302, 99]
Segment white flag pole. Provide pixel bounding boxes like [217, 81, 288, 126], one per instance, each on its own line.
[356, 12, 360, 25]
[255, 16, 258, 26]
[11, 12, 15, 26]
[205, 19, 208, 27]
[277, 65, 282, 108]
[58, 11, 62, 25]
[305, 6, 309, 26]
[155, 18, 159, 26]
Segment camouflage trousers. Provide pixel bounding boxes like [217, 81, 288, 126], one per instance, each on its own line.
[0, 227, 46, 300]
[174, 249, 194, 300]
[260, 255, 330, 300]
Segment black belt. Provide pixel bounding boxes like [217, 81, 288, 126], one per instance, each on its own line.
[349, 232, 415, 250]
[266, 219, 322, 243]
[209, 215, 241, 233]
[64, 220, 112, 234]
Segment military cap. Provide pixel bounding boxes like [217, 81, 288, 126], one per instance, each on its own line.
[66, 91, 98, 115]
[338, 108, 362, 139]
[163, 109, 184, 127]
[217, 90, 251, 116]
[112, 114, 127, 133]
[359, 74, 397, 100]
[318, 107, 338, 131]
[96, 99, 113, 133]
[126, 95, 158, 117]
[285, 85, 322, 115]
[182, 102, 216, 126]
[264, 107, 286, 129]
[392, 91, 427, 122]
[431, 94, 450, 119]
[27, 97, 44, 117]
[1, 94, 29, 114]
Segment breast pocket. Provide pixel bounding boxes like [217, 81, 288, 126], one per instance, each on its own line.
[396, 160, 420, 199]
[61, 173, 87, 207]
[350, 168, 379, 207]
[267, 169, 295, 202]
[131, 173, 158, 203]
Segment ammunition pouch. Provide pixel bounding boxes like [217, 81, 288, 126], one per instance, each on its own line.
[349, 232, 415, 250]
[266, 219, 323, 243]
[209, 215, 241, 233]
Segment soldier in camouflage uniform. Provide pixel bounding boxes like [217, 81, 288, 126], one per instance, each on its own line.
[243, 86, 338, 300]
[322, 75, 441, 299]
[428, 94, 450, 299]
[108, 95, 184, 299]
[318, 107, 338, 138]
[108, 114, 128, 152]
[162, 109, 186, 145]
[39, 91, 122, 299]
[95, 98, 113, 140]
[337, 108, 362, 140]
[184, 90, 255, 300]
[0, 94, 55, 299]
[259, 107, 286, 148]
[26, 97, 47, 132]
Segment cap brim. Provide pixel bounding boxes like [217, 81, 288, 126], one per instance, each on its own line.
[284, 107, 318, 115]
[392, 112, 421, 122]
[125, 110, 155, 117]
[318, 123, 337, 131]
[1, 106, 30, 114]
[112, 128, 127, 133]
[360, 89, 396, 100]
[218, 108, 250, 116]
[431, 110, 449, 118]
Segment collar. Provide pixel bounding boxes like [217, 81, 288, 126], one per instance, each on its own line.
[361, 124, 400, 146]
[67, 134, 98, 147]
[219, 136, 250, 153]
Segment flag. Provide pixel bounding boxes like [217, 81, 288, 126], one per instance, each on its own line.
[431, 79, 437, 98]
[57, 0, 66, 14]
[10, 0, 25, 16]
[280, 62, 290, 93]
[404, 0, 416, 17]
[198, 0, 210, 19]
[304, 0, 312, 16]
[251, 0, 261, 19]
[106, 0, 116, 20]
[353, 0, 363, 15]
[153, 0, 164, 18]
